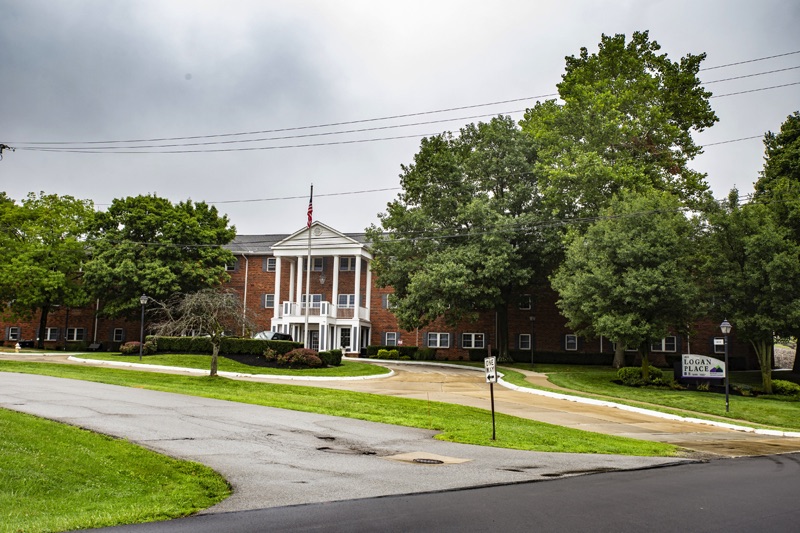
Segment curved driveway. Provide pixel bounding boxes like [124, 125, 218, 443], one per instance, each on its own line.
[4, 352, 800, 459]
[0, 371, 684, 514]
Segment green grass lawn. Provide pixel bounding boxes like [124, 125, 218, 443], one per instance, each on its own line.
[498, 364, 800, 431]
[76, 352, 389, 377]
[0, 360, 676, 457]
[0, 407, 229, 533]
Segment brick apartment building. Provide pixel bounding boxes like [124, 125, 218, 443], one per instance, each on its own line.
[2, 221, 755, 367]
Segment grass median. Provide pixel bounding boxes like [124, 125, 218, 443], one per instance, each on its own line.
[0, 407, 229, 533]
[0, 360, 677, 457]
[74, 352, 389, 377]
[498, 364, 800, 431]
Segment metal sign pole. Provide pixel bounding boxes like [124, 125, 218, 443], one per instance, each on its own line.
[485, 346, 497, 441]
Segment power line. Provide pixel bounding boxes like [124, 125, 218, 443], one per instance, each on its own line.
[709, 81, 800, 98]
[8, 49, 800, 148]
[700, 50, 800, 71]
[702, 65, 800, 84]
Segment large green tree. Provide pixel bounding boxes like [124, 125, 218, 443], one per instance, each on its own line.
[520, 31, 718, 219]
[0, 192, 94, 348]
[367, 116, 560, 361]
[703, 190, 800, 394]
[753, 111, 800, 371]
[551, 190, 700, 371]
[83, 195, 237, 318]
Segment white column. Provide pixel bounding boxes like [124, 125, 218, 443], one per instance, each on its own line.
[274, 257, 282, 316]
[332, 255, 340, 312]
[354, 255, 362, 318]
[296, 257, 304, 305]
[365, 260, 372, 317]
[288, 258, 295, 303]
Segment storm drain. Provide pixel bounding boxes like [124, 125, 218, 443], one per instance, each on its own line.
[384, 452, 471, 465]
[413, 458, 444, 465]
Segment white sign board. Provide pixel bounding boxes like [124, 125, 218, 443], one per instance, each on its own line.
[681, 354, 726, 378]
[713, 338, 725, 346]
[484, 356, 497, 383]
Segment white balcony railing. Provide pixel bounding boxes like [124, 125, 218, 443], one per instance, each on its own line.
[281, 301, 369, 321]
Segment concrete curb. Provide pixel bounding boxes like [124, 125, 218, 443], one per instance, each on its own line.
[67, 356, 394, 381]
[346, 357, 800, 439]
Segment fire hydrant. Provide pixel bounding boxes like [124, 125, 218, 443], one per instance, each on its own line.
[14, 342, 21, 353]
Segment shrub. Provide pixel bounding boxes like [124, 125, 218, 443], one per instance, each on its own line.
[617, 366, 663, 387]
[772, 380, 800, 397]
[366, 345, 418, 358]
[467, 349, 488, 362]
[120, 341, 156, 356]
[274, 348, 324, 368]
[152, 336, 301, 355]
[318, 349, 343, 367]
[414, 348, 437, 361]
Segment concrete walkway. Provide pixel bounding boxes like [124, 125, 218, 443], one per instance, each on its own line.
[3, 352, 800, 458]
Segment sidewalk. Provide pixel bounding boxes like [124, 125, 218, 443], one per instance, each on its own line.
[3, 351, 800, 458]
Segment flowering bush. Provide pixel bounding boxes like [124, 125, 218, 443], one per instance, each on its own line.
[264, 347, 324, 368]
[119, 341, 156, 355]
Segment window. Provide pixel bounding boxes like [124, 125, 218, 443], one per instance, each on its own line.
[518, 294, 532, 310]
[564, 334, 578, 351]
[385, 332, 397, 346]
[519, 334, 531, 350]
[264, 294, 275, 308]
[7, 327, 20, 341]
[66, 328, 85, 342]
[265, 257, 276, 272]
[301, 294, 322, 308]
[225, 259, 239, 272]
[427, 332, 450, 349]
[45, 327, 59, 341]
[340, 257, 357, 271]
[113, 328, 124, 342]
[713, 337, 726, 354]
[461, 333, 485, 349]
[651, 336, 677, 353]
[381, 294, 395, 309]
[338, 294, 355, 308]
[308, 257, 323, 271]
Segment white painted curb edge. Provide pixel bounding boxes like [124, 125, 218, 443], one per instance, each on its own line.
[345, 357, 800, 439]
[67, 356, 394, 381]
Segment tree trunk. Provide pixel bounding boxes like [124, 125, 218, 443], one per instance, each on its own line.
[640, 343, 651, 382]
[793, 343, 799, 374]
[495, 303, 512, 363]
[210, 343, 219, 377]
[752, 339, 773, 394]
[612, 342, 625, 369]
[36, 305, 50, 350]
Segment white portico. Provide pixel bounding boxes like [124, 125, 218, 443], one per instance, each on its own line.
[269, 222, 373, 354]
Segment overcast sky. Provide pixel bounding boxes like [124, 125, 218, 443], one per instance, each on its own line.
[1, 0, 798, 235]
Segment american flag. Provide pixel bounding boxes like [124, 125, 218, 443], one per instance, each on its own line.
[307, 186, 313, 228]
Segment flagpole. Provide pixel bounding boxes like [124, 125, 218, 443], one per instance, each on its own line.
[304, 184, 313, 349]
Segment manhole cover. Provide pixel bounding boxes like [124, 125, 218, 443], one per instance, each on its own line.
[413, 458, 444, 465]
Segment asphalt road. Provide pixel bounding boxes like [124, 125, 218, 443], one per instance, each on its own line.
[101, 453, 800, 533]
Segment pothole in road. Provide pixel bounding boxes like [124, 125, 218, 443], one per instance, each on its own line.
[316, 446, 376, 456]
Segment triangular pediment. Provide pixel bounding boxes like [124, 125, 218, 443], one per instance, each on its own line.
[272, 221, 370, 258]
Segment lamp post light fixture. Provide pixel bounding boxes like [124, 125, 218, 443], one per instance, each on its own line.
[720, 319, 732, 412]
[139, 294, 149, 361]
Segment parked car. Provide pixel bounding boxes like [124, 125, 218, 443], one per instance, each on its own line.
[253, 331, 293, 341]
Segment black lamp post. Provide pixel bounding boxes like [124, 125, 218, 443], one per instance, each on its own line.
[529, 315, 535, 369]
[720, 319, 732, 412]
[139, 294, 148, 361]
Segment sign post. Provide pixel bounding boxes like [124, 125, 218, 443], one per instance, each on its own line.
[485, 348, 497, 441]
